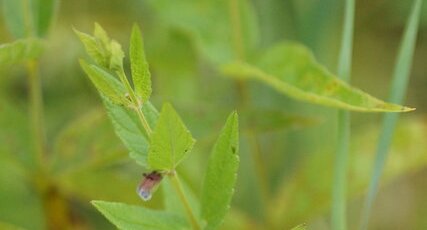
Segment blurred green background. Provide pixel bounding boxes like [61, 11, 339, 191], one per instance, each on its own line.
[0, 0, 426, 229]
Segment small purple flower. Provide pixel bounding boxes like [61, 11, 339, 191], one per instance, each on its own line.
[137, 171, 163, 201]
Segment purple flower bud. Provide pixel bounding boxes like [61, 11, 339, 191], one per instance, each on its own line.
[136, 171, 163, 201]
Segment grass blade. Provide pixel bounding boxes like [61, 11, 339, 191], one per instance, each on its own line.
[331, 1, 354, 230]
[359, 0, 422, 229]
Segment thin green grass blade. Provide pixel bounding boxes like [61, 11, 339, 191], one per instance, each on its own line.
[359, 0, 422, 229]
[331, 1, 354, 230]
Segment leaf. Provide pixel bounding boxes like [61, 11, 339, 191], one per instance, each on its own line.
[222, 42, 415, 112]
[147, 0, 259, 64]
[201, 112, 239, 230]
[148, 103, 195, 170]
[92, 200, 189, 230]
[2, 0, 27, 38]
[109, 40, 124, 71]
[31, 0, 58, 37]
[3, 0, 57, 38]
[74, 29, 108, 68]
[79, 60, 128, 105]
[130, 24, 152, 102]
[104, 99, 159, 167]
[0, 39, 44, 67]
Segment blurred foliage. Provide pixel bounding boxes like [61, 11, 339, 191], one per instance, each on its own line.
[0, 0, 426, 229]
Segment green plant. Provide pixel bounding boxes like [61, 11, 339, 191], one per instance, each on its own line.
[75, 23, 240, 230]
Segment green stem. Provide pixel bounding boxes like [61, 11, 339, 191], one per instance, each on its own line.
[169, 173, 200, 230]
[27, 60, 47, 168]
[331, 0, 354, 229]
[116, 69, 152, 135]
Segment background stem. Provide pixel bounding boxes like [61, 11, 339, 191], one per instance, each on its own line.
[27, 60, 47, 168]
[331, 0, 354, 229]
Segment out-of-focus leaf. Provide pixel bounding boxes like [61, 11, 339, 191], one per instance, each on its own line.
[147, 0, 259, 64]
[104, 99, 159, 168]
[222, 42, 414, 112]
[51, 108, 125, 174]
[2, 0, 27, 38]
[241, 108, 319, 133]
[130, 24, 152, 102]
[269, 116, 427, 228]
[3, 0, 57, 38]
[0, 39, 44, 68]
[0, 99, 33, 169]
[148, 103, 195, 170]
[92, 200, 189, 230]
[31, 0, 58, 37]
[0, 157, 45, 230]
[201, 112, 239, 230]
[79, 60, 128, 105]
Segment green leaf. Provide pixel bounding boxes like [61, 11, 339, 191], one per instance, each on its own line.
[130, 24, 152, 102]
[2, 0, 27, 38]
[109, 40, 124, 71]
[147, 0, 259, 64]
[222, 42, 414, 112]
[92, 200, 189, 230]
[31, 0, 58, 37]
[3, 0, 57, 38]
[104, 99, 159, 167]
[201, 112, 239, 230]
[0, 39, 44, 67]
[148, 103, 195, 170]
[74, 29, 107, 67]
[79, 60, 128, 105]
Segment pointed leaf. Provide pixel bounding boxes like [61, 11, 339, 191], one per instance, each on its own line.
[222, 42, 414, 112]
[201, 112, 239, 230]
[104, 99, 159, 167]
[0, 39, 44, 67]
[2, 0, 26, 38]
[92, 200, 189, 230]
[130, 24, 152, 102]
[79, 60, 127, 105]
[32, 0, 58, 37]
[74, 29, 107, 67]
[148, 103, 195, 170]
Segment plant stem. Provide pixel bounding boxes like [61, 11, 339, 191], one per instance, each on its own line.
[331, 0, 354, 229]
[169, 173, 200, 230]
[116, 69, 152, 135]
[27, 60, 47, 168]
